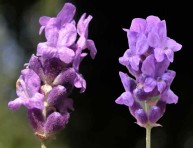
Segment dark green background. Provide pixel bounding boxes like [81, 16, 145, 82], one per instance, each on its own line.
[0, 0, 191, 147]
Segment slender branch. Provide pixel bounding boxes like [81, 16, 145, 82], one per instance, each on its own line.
[146, 125, 151, 148]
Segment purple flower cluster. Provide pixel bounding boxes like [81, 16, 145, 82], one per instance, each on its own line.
[116, 16, 181, 127]
[8, 3, 97, 139]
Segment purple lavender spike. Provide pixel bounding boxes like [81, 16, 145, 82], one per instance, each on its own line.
[8, 3, 97, 143]
[116, 15, 182, 128]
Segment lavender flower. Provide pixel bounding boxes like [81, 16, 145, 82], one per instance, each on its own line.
[116, 16, 181, 128]
[8, 3, 97, 141]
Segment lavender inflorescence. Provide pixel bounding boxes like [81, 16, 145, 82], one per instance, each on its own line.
[8, 3, 97, 140]
[116, 16, 182, 127]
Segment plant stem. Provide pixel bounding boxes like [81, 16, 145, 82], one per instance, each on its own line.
[41, 142, 47, 148]
[146, 125, 151, 148]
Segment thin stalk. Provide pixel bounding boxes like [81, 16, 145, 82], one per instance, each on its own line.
[41, 142, 47, 148]
[146, 125, 151, 148]
[145, 101, 151, 148]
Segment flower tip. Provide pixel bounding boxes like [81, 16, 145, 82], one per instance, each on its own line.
[39, 16, 50, 26]
[119, 71, 127, 78]
[146, 15, 161, 22]
[122, 28, 129, 32]
[8, 101, 20, 111]
[176, 43, 182, 52]
[63, 2, 76, 12]
[64, 3, 76, 16]
[115, 97, 121, 105]
[116, 92, 134, 107]
[82, 13, 93, 21]
[81, 13, 87, 20]
[65, 2, 75, 7]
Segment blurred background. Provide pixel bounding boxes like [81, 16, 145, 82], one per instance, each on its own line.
[0, 0, 192, 147]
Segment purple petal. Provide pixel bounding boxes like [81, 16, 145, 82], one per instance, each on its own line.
[20, 69, 41, 97]
[129, 101, 142, 117]
[155, 58, 170, 76]
[47, 85, 66, 106]
[167, 38, 182, 52]
[146, 16, 160, 23]
[26, 93, 44, 109]
[154, 48, 165, 62]
[119, 71, 136, 92]
[149, 101, 166, 123]
[129, 55, 140, 71]
[157, 21, 167, 41]
[57, 23, 77, 47]
[161, 70, 176, 85]
[87, 39, 97, 59]
[149, 106, 162, 123]
[77, 36, 87, 50]
[119, 49, 130, 66]
[9, 69, 42, 110]
[45, 112, 69, 135]
[57, 3, 76, 25]
[161, 89, 178, 104]
[8, 98, 23, 110]
[130, 18, 146, 33]
[115, 91, 134, 107]
[148, 31, 160, 48]
[164, 48, 174, 62]
[134, 109, 148, 126]
[126, 30, 138, 49]
[45, 18, 59, 45]
[136, 34, 148, 55]
[39, 16, 51, 34]
[74, 73, 86, 93]
[58, 47, 75, 64]
[146, 16, 161, 28]
[39, 16, 51, 35]
[73, 48, 82, 71]
[43, 58, 65, 84]
[134, 87, 150, 101]
[28, 108, 44, 133]
[141, 55, 155, 77]
[144, 77, 156, 92]
[29, 55, 44, 80]
[77, 13, 92, 37]
[37, 42, 75, 65]
[53, 68, 76, 86]
[119, 56, 128, 67]
[37, 42, 56, 59]
[157, 81, 166, 93]
[39, 16, 51, 26]
[72, 50, 87, 71]
[39, 26, 45, 35]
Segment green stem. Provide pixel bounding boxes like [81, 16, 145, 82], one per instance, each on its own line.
[41, 142, 47, 148]
[145, 101, 150, 112]
[145, 100, 151, 148]
[146, 125, 151, 148]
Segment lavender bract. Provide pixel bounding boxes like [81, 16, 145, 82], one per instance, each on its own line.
[8, 3, 97, 140]
[116, 16, 181, 127]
